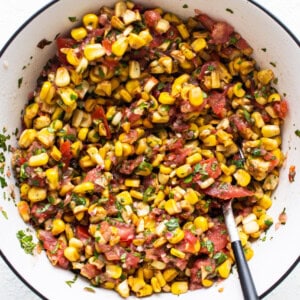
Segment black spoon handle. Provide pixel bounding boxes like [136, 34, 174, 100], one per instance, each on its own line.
[231, 240, 259, 300]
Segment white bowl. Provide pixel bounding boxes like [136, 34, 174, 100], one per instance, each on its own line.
[0, 0, 299, 299]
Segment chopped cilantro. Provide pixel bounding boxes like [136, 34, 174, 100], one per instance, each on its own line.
[98, 67, 105, 78]
[18, 77, 23, 88]
[68, 16, 78, 22]
[243, 109, 252, 123]
[295, 130, 300, 137]
[214, 252, 228, 265]
[201, 240, 214, 253]
[1, 210, 8, 219]
[165, 218, 179, 231]
[270, 61, 277, 67]
[16, 230, 36, 255]
[226, 8, 234, 14]
[84, 287, 96, 293]
[184, 174, 193, 183]
[264, 219, 273, 227]
[229, 36, 238, 45]
[182, 4, 188, 8]
[66, 274, 78, 287]
[207, 65, 215, 71]
[157, 82, 165, 90]
[252, 148, 262, 157]
[120, 253, 127, 263]
[0, 176, 7, 188]
[72, 193, 87, 205]
[261, 48, 267, 52]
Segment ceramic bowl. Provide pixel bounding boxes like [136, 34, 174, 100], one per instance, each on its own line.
[0, 0, 299, 299]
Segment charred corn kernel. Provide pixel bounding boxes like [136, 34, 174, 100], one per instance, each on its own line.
[17, 201, 30, 222]
[203, 135, 217, 147]
[176, 23, 189, 39]
[252, 111, 265, 128]
[158, 92, 175, 105]
[115, 1, 127, 16]
[159, 56, 173, 74]
[170, 248, 185, 259]
[189, 86, 204, 106]
[115, 140, 123, 157]
[55, 67, 70, 87]
[123, 9, 137, 25]
[151, 277, 161, 293]
[191, 37, 207, 52]
[73, 182, 94, 194]
[261, 137, 278, 151]
[45, 167, 59, 190]
[71, 27, 87, 41]
[125, 179, 140, 188]
[111, 15, 125, 30]
[83, 13, 98, 29]
[128, 60, 141, 79]
[184, 188, 199, 205]
[28, 152, 49, 167]
[106, 265, 122, 279]
[171, 282, 188, 295]
[233, 169, 251, 187]
[268, 93, 281, 102]
[84, 44, 105, 61]
[257, 69, 274, 85]
[233, 82, 246, 98]
[28, 187, 47, 203]
[18, 129, 37, 148]
[240, 61, 254, 75]
[64, 246, 80, 262]
[112, 36, 129, 57]
[164, 199, 181, 215]
[167, 228, 184, 244]
[51, 219, 66, 235]
[261, 125, 280, 138]
[175, 164, 192, 178]
[258, 194, 272, 209]
[186, 152, 202, 165]
[50, 145, 62, 161]
[116, 191, 132, 205]
[87, 147, 104, 166]
[194, 216, 208, 232]
[136, 284, 153, 297]
[218, 259, 232, 279]
[163, 269, 178, 282]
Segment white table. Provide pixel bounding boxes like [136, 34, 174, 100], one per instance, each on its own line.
[0, 0, 299, 299]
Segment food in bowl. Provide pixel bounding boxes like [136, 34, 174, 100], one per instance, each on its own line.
[11, 1, 287, 298]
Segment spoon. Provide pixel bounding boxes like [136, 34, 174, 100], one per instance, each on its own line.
[223, 199, 259, 300]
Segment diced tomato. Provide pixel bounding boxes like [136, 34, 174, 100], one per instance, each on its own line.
[164, 148, 191, 167]
[201, 157, 222, 179]
[119, 156, 144, 174]
[230, 114, 249, 133]
[91, 106, 111, 139]
[101, 57, 119, 70]
[165, 25, 180, 40]
[208, 92, 227, 118]
[60, 140, 72, 168]
[144, 10, 161, 27]
[177, 230, 200, 254]
[273, 100, 288, 119]
[116, 224, 135, 245]
[190, 258, 216, 286]
[166, 138, 185, 151]
[203, 182, 254, 200]
[18, 157, 27, 166]
[56, 37, 77, 64]
[211, 22, 234, 44]
[206, 223, 228, 252]
[102, 38, 112, 55]
[149, 35, 164, 48]
[81, 263, 102, 280]
[195, 13, 216, 31]
[75, 225, 91, 243]
[197, 61, 219, 80]
[235, 37, 253, 54]
[124, 252, 140, 269]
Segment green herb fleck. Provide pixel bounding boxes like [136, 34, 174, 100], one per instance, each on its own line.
[270, 61, 277, 67]
[72, 193, 87, 205]
[18, 77, 23, 88]
[295, 130, 300, 137]
[252, 148, 262, 157]
[184, 174, 193, 183]
[201, 240, 214, 253]
[68, 16, 78, 22]
[1, 210, 8, 219]
[182, 4, 188, 8]
[16, 230, 36, 255]
[226, 8, 234, 14]
[157, 82, 165, 90]
[261, 48, 267, 52]
[165, 218, 179, 231]
[120, 253, 127, 263]
[229, 36, 238, 45]
[213, 252, 228, 265]
[207, 65, 215, 71]
[0, 176, 7, 188]
[84, 287, 96, 293]
[66, 274, 78, 287]
[264, 219, 273, 227]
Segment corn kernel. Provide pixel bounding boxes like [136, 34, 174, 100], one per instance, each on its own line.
[175, 164, 192, 178]
[171, 282, 188, 295]
[112, 36, 129, 57]
[257, 69, 274, 85]
[167, 228, 184, 244]
[83, 13, 98, 29]
[176, 23, 190, 39]
[18, 129, 37, 148]
[106, 265, 122, 279]
[51, 219, 66, 235]
[28, 187, 47, 203]
[64, 246, 80, 262]
[71, 27, 87, 41]
[261, 125, 280, 138]
[184, 188, 199, 205]
[73, 182, 94, 194]
[194, 216, 208, 232]
[125, 179, 140, 188]
[158, 92, 175, 105]
[83, 43, 105, 61]
[170, 248, 185, 259]
[17, 201, 30, 222]
[189, 86, 204, 106]
[233, 169, 251, 187]
[191, 38, 207, 52]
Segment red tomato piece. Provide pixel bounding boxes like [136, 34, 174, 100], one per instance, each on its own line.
[206, 223, 228, 252]
[91, 106, 111, 139]
[117, 224, 135, 244]
[211, 22, 234, 44]
[202, 157, 222, 179]
[102, 38, 112, 55]
[207, 92, 227, 118]
[144, 10, 161, 27]
[177, 230, 200, 254]
[81, 263, 102, 280]
[60, 140, 72, 167]
[56, 37, 77, 64]
[75, 225, 91, 243]
[273, 100, 288, 119]
[203, 182, 254, 200]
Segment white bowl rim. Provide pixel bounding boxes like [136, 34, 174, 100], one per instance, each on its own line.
[0, 0, 299, 299]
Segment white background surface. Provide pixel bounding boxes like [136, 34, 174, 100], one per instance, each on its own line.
[0, 0, 299, 299]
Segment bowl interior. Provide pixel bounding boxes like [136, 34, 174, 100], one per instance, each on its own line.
[0, 0, 299, 299]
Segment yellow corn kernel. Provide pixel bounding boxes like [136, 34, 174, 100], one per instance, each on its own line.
[129, 277, 146, 293]
[261, 125, 280, 138]
[240, 61, 254, 75]
[151, 277, 161, 293]
[119, 88, 132, 103]
[244, 245, 254, 261]
[18, 129, 37, 148]
[158, 92, 175, 105]
[257, 69, 274, 85]
[83, 13, 98, 29]
[202, 135, 217, 147]
[152, 111, 169, 123]
[261, 137, 278, 151]
[251, 112, 265, 128]
[184, 188, 199, 205]
[106, 264, 122, 279]
[57, 87, 78, 106]
[64, 246, 80, 262]
[25, 103, 39, 120]
[83, 43, 105, 61]
[176, 23, 190, 39]
[194, 216, 208, 232]
[51, 219, 66, 236]
[54, 67, 70, 87]
[130, 189, 143, 200]
[28, 187, 47, 203]
[20, 183, 30, 199]
[239, 230, 249, 246]
[50, 145, 62, 161]
[153, 271, 166, 287]
[112, 36, 129, 57]
[45, 167, 59, 190]
[191, 37, 207, 52]
[128, 33, 146, 49]
[155, 18, 170, 34]
[153, 236, 167, 248]
[111, 15, 125, 31]
[158, 56, 173, 74]
[186, 152, 202, 165]
[115, 140, 123, 157]
[71, 27, 87, 41]
[211, 70, 221, 89]
[171, 282, 188, 295]
[258, 194, 272, 210]
[163, 12, 181, 24]
[202, 279, 213, 287]
[125, 179, 140, 188]
[268, 93, 281, 103]
[171, 74, 190, 96]
[73, 182, 94, 194]
[179, 43, 195, 60]
[116, 191, 132, 205]
[17, 201, 30, 222]
[175, 164, 192, 178]
[128, 60, 141, 79]
[218, 259, 232, 279]
[233, 169, 251, 187]
[163, 269, 178, 282]
[136, 284, 153, 297]
[167, 228, 185, 244]
[87, 146, 104, 166]
[164, 199, 181, 215]
[189, 86, 204, 106]
[170, 248, 185, 259]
